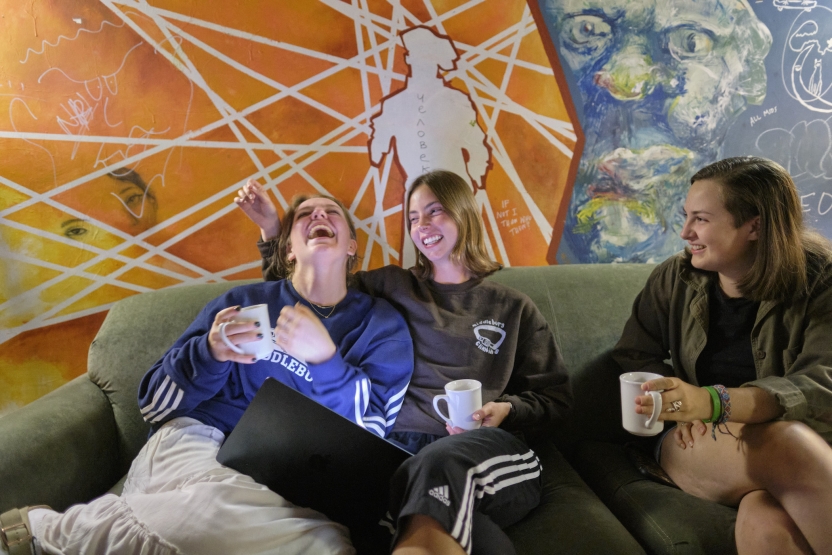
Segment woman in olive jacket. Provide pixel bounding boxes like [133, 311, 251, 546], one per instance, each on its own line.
[615, 157, 832, 555]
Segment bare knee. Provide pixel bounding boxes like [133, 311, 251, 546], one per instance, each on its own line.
[392, 515, 466, 555]
[742, 421, 832, 484]
[735, 491, 812, 555]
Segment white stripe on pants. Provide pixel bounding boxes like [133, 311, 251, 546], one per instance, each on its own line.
[34, 417, 355, 555]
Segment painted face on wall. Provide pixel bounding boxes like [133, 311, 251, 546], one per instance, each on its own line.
[543, 0, 771, 262]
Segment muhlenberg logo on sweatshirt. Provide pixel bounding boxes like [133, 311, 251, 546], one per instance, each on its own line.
[472, 319, 506, 354]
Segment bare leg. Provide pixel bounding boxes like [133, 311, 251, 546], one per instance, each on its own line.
[661, 420, 832, 554]
[392, 515, 466, 555]
[735, 490, 812, 555]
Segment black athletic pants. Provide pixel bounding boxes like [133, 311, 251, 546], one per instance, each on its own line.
[388, 427, 542, 554]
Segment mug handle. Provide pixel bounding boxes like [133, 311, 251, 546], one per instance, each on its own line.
[644, 390, 662, 428]
[432, 395, 452, 426]
[218, 322, 245, 355]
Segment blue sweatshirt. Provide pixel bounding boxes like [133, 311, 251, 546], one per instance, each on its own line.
[137, 280, 414, 438]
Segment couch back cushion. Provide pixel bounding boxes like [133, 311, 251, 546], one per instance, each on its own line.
[488, 264, 656, 452]
[88, 281, 251, 473]
[89, 264, 656, 470]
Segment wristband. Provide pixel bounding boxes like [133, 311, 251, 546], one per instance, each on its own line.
[702, 386, 721, 423]
[713, 384, 731, 424]
[708, 384, 732, 440]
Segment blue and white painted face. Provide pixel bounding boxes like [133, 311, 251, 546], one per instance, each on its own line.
[542, 0, 771, 263]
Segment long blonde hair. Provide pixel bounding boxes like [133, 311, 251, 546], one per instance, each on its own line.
[406, 171, 500, 280]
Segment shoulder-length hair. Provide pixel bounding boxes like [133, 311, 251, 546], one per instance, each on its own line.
[268, 194, 359, 279]
[406, 171, 501, 280]
[688, 156, 832, 302]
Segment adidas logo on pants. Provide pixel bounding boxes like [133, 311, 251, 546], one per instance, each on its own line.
[428, 485, 451, 506]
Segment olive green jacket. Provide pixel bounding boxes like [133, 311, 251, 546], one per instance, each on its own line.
[613, 252, 832, 444]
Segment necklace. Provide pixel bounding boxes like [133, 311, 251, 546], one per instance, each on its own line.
[293, 284, 338, 319]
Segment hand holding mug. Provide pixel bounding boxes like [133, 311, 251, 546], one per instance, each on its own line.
[275, 303, 336, 364]
[433, 379, 483, 432]
[446, 401, 511, 435]
[209, 305, 272, 363]
[637, 377, 714, 423]
[620, 372, 665, 436]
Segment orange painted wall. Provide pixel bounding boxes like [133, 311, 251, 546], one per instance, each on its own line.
[0, 0, 577, 415]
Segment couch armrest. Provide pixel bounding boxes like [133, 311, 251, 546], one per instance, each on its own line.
[0, 375, 121, 513]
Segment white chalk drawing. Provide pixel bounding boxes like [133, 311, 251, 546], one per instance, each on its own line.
[783, 4, 832, 112]
[774, 0, 817, 12]
[754, 116, 832, 235]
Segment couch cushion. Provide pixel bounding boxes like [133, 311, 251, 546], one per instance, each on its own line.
[488, 265, 656, 454]
[87, 281, 253, 473]
[574, 441, 737, 555]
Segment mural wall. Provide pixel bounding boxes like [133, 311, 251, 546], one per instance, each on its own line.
[4, 0, 832, 415]
[0, 0, 578, 414]
[541, 0, 832, 263]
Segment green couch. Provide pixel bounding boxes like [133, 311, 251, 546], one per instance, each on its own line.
[0, 264, 738, 554]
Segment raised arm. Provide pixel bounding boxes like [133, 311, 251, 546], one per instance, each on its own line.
[235, 179, 281, 241]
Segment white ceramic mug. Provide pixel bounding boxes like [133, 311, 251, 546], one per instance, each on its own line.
[219, 304, 274, 360]
[620, 372, 664, 436]
[432, 379, 483, 431]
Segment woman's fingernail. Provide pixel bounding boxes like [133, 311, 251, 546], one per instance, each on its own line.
[251, 357, 257, 362]
[257, 333, 263, 339]
[234, 306, 241, 311]
[689, 441, 694, 448]
[255, 321, 261, 327]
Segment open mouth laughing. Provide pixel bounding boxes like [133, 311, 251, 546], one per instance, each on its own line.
[422, 234, 442, 247]
[307, 224, 335, 240]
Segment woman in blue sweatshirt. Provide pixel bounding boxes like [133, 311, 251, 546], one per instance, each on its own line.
[2, 195, 413, 555]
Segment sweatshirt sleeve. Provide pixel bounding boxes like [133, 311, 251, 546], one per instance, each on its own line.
[258, 238, 285, 282]
[304, 300, 413, 438]
[497, 301, 572, 431]
[137, 296, 235, 426]
[746, 276, 832, 435]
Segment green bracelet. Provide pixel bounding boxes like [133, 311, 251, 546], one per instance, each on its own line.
[703, 386, 722, 423]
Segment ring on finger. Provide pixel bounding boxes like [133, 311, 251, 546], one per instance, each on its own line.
[666, 400, 683, 413]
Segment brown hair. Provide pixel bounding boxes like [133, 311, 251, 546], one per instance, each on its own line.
[406, 171, 500, 280]
[688, 156, 832, 302]
[270, 194, 359, 279]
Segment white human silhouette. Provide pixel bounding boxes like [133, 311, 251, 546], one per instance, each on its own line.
[369, 26, 492, 267]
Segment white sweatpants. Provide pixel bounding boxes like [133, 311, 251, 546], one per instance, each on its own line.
[33, 418, 355, 555]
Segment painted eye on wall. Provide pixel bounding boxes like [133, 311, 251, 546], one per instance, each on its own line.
[62, 222, 90, 240]
[561, 15, 612, 56]
[665, 26, 714, 60]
